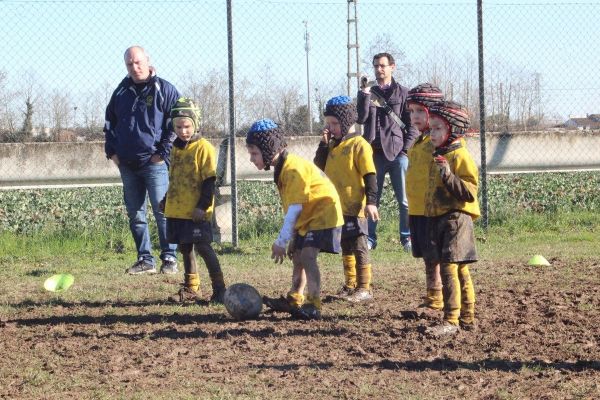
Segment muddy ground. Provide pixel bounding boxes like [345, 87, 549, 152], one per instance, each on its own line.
[1, 257, 599, 399]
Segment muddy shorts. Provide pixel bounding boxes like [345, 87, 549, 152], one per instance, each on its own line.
[341, 215, 369, 240]
[425, 211, 478, 264]
[409, 215, 430, 259]
[167, 218, 213, 245]
[294, 226, 342, 254]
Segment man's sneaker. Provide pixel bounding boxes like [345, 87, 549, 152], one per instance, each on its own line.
[126, 258, 157, 275]
[401, 238, 412, 253]
[425, 321, 460, 337]
[263, 295, 292, 313]
[335, 285, 355, 299]
[290, 304, 321, 320]
[160, 258, 178, 274]
[345, 288, 374, 303]
[169, 287, 201, 304]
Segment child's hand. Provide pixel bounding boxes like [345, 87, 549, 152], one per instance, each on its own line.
[192, 208, 206, 223]
[271, 243, 286, 264]
[434, 155, 450, 178]
[286, 237, 296, 259]
[159, 198, 166, 212]
[364, 204, 379, 222]
[321, 128, 331, 144]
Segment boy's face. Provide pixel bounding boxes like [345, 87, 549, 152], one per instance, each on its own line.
[173, 117, 196, 141]
[324, 116, 343, 139]
[408, 102, 429, 132]
[429, 115, 451, 148]
[247, 144, 265, 170]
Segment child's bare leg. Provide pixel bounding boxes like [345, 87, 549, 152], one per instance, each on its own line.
[424, 260, 443, 310]
[287, 249, 307, 307]
[299, 246, 321, 309]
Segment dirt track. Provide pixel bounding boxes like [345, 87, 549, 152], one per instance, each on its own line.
[1, 258, 599, 399]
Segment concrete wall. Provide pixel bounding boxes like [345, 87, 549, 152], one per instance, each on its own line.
[1, 131, 600, 188]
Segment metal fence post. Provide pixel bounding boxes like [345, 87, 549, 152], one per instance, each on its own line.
[477, 0, 489, 230]
[227, 0, 238, 246]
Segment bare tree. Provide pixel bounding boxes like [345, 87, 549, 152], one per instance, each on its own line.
[0, 70, 18, 139]
[181, 69, 229, 136]
[47, 89, 72, 138]
[361, 33, 409, 82]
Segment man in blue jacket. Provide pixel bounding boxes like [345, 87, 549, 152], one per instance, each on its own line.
[104, 46, 179, 275]
[357, 52, 419, 252]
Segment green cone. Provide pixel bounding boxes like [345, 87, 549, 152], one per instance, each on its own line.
[44, 274, 75, 292]
[527, 255, 550, 266]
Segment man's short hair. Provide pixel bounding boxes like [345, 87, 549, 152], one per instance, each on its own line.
[124, 46, 149, 61]
[373, 52, 395, 66]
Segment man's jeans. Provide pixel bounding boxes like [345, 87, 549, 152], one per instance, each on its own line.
[118, 161, 177, 265]
[368, 151, 410, 249]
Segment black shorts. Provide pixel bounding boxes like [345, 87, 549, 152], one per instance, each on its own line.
[167, 218, 213, 245]
[424, 211, 478, 264]
[341, 215, 369, 240]
[294, 226, 342, 254]
[409, 215, 430, 259]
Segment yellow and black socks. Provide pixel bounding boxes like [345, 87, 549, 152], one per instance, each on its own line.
[356, 263, 372, 291]
[426, 289, 444, 310]
[185, 273, 200, 293]
[286, 291, 305, 308]
[441, 263, 461, 325]
[342, 255, 357, 289]
[458, 264, 476, 324]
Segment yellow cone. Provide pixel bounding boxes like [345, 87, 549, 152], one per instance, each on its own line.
[527, 255, 550, 266]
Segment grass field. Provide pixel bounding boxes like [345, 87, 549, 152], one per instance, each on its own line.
[0, 173, 599, 399]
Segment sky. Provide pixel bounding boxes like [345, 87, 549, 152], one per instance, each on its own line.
[1, 0, 599, 125]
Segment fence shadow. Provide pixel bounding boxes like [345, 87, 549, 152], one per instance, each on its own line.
[252, 358, 599, 373]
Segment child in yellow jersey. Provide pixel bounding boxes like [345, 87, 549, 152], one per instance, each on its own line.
[314, 96, 379, 303]
[405, 84, 445, 316]
[161, 98, 226, 304]
[246, 119, 344, 320]
[423, 101, 479, 337]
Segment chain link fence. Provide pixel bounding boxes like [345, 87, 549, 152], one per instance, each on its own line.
[1, 1, 599, 243]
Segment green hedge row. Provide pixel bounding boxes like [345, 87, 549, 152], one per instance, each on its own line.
[1, 172, 599, 237]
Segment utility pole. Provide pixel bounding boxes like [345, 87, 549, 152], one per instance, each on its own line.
[303, 20, 313, 135]
[347, 0, 360, 96]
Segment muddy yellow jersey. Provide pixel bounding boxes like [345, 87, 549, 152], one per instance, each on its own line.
[278, 154, 344, 235]
[407, 133, 434, 216]
[165, 138, 216, 221]
[424, 144, 480, 220]
[323, 135, 376, 217]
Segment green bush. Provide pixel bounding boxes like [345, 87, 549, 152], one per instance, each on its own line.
[1, 172, 599, 238]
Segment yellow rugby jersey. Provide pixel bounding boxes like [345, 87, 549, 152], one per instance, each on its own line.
[323, 135, 376, 217]
[424, 143, 480, 220]
[165, 138, 216, 221]
[277, 153, 344, 235]
[406, 133, 434, 216]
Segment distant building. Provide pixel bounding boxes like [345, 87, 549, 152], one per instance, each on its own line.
[563, 114, 600, 130]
